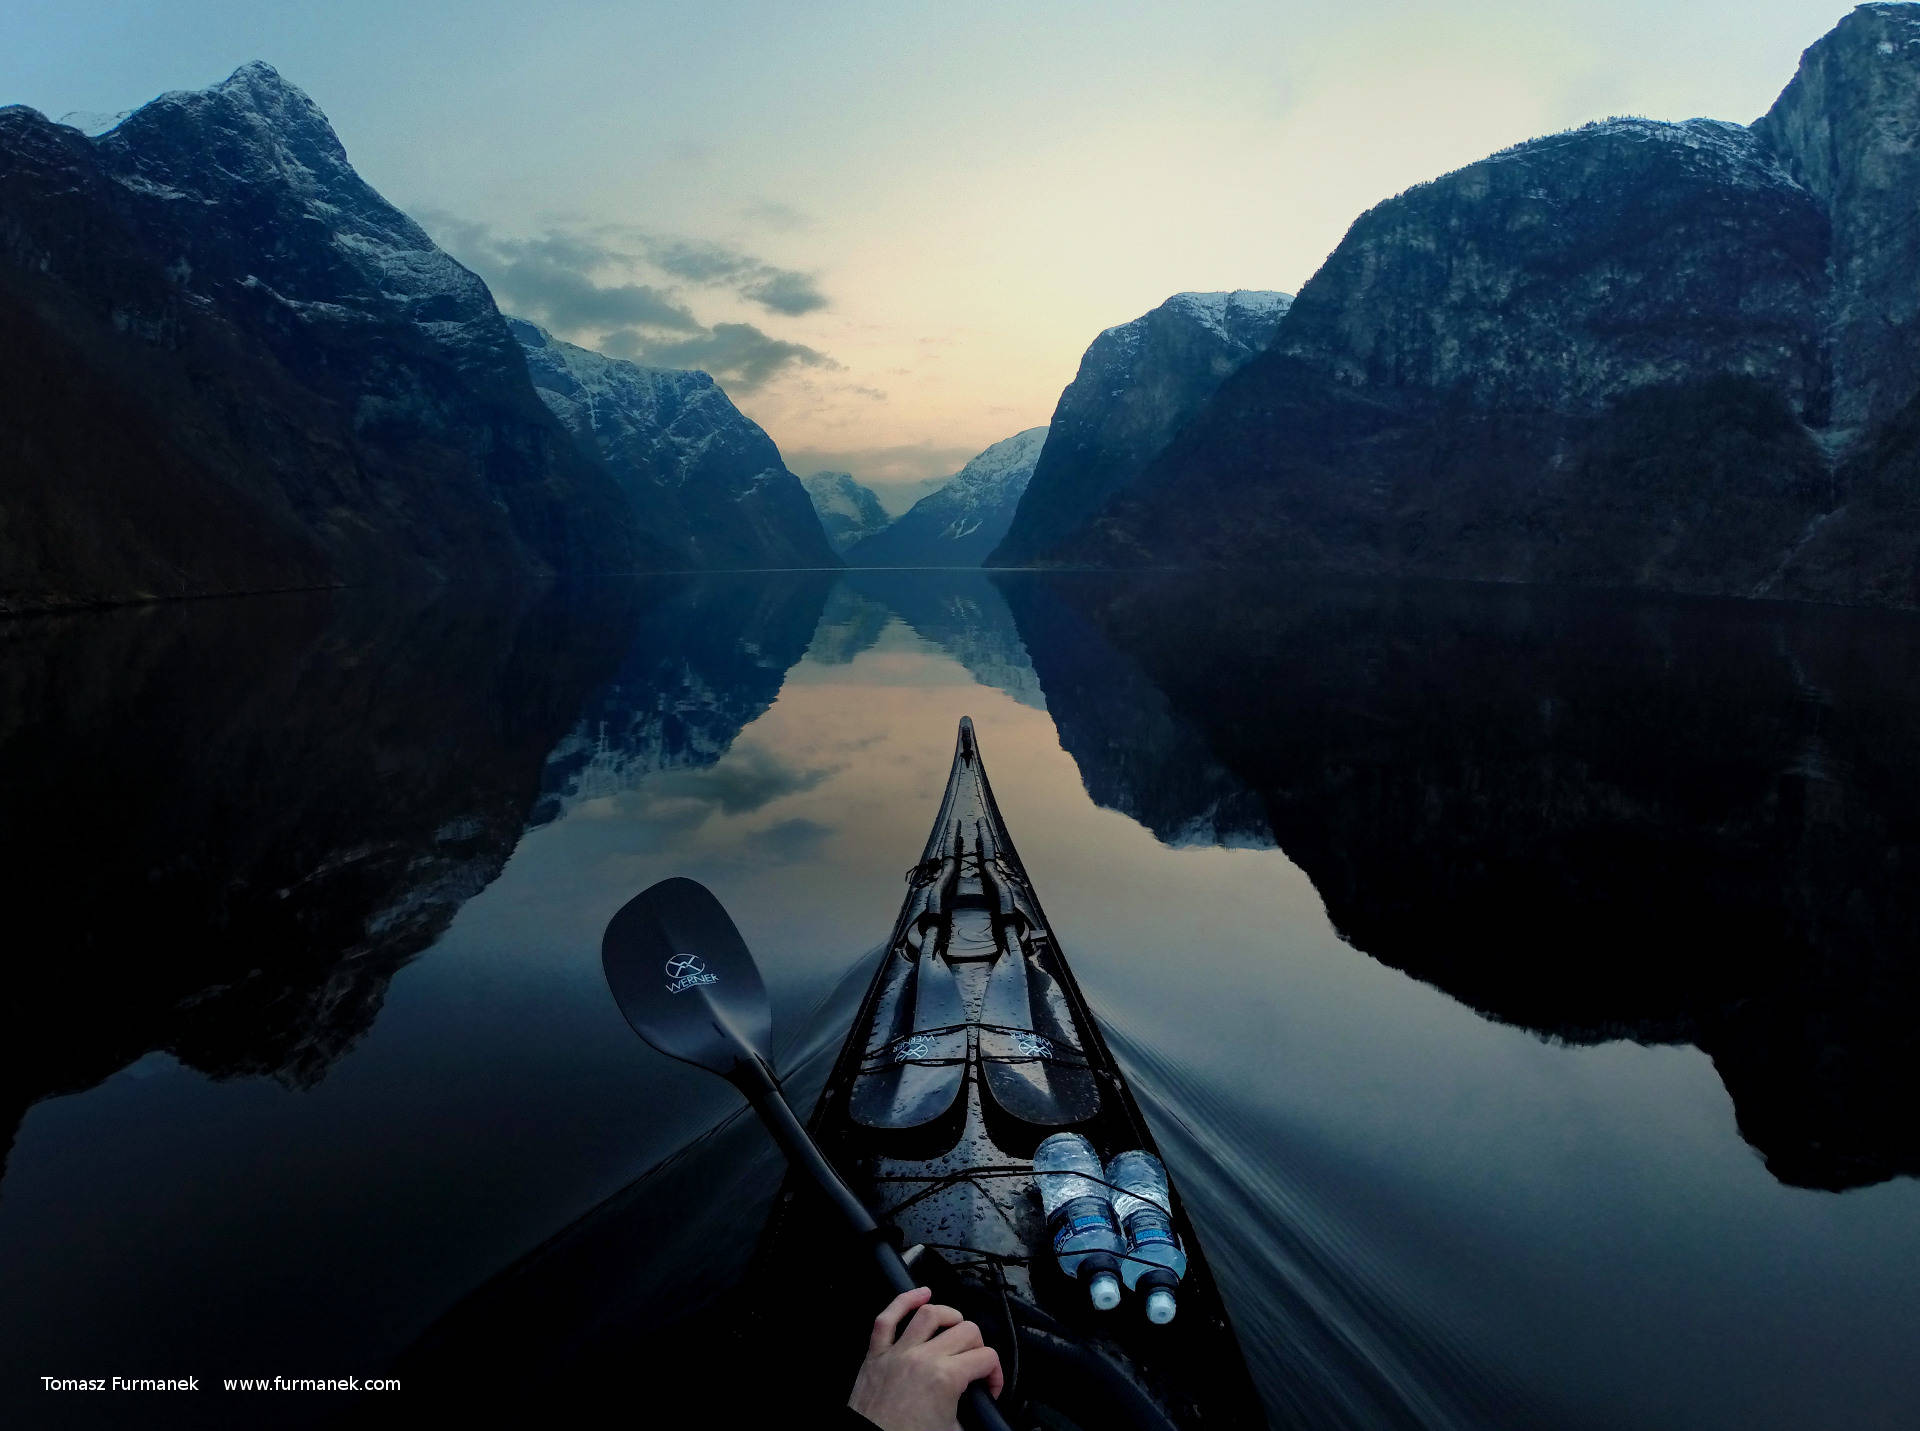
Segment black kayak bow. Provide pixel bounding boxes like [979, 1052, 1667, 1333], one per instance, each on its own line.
[602, 876, 1013, 1431]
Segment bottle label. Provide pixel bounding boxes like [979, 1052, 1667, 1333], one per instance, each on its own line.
[1124, 1208, 1177, 1250]
[1048, 1194, 1118, 1253]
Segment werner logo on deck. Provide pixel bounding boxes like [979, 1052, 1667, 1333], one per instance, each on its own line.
[663, 954, 718, 994]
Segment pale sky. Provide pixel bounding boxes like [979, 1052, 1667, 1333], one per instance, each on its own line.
[3, 0, 1860, 497]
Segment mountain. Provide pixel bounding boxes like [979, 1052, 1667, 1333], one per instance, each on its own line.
[1045, 7, 1920, 609]
[801, 471, 891, 554]
[0, 63, 650, 614]
[1755, 6, 1920, 438]
[849, 427, 1046, 566]
[511, 320, 837, 569]
[987, 292, 1292, 565]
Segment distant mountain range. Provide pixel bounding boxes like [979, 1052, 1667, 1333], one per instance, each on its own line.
[0, 64, 833, 614]
[802, 472, 892, 554]
[847, 427, 1047, 566]
[989, 5, 1920, 610]
[12, 5, 1920, 611]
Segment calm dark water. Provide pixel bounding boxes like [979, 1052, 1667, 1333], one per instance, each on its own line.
[2, 571, 1918, 1428]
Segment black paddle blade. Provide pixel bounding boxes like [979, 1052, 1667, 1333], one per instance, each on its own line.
[601, 877, 773, 1081]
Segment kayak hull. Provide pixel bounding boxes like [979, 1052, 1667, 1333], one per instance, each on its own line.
[761, 718, 1265, 1429]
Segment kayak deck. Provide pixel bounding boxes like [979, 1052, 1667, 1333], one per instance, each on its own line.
[763, 718, 1264, 1429]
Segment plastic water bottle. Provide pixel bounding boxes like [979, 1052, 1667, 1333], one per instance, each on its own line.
[1107, 1149, 1187, 1324]
[1032, 1132, 1124, 1311]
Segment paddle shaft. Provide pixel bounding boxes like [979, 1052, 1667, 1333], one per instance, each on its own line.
[732, 1058, 1014, 1431]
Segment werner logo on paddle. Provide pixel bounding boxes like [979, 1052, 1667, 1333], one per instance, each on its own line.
[663, 953, 719, 994]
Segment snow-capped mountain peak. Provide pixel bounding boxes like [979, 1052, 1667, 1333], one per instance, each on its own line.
[989, 291, 1291, 564]
[94, 62, 498, 345]
[510, 319, 838, 568]
[846, 427, 1047, 567]
[801, 472, 891, 553]
[1160, 289, 1296, 343]
[944, 427, 1048, 502]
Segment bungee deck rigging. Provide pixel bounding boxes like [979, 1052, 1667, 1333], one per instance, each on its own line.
[851, 719, 1099, 1135]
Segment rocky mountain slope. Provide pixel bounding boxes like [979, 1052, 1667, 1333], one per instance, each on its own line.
[1041, 6, 1920, 609]
[848, 427, 1046, 566]
[987, 291, 1291, 565]
[0, 63, 652, 613]
[801, 471, 891, 554]
[512, 320, 836, 569]
[1755, 8, 1920, 439]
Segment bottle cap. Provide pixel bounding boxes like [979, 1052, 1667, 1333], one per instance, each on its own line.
[1089, 1271, 1122, 1311]
[1145, 1288, 1177, 1325]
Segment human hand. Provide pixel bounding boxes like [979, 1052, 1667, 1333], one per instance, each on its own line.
[847, 1285, 1004, 1431]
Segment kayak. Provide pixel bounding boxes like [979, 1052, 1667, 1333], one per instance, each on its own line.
[761, 717, 1266, 1429]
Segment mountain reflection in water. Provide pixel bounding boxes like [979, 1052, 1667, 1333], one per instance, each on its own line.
[1004, 572, 1920, 1193]
[0, 582, 638, 1178]
[1, 570, 1916, 1431]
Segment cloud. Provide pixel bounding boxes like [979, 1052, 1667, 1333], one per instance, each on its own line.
[418, 211, 836, 387]
[626, 322, 837, 391]
[641, 236, 829, 316]
[644, 236, 755, 284]
[740, 269, 828, 317]
[739, 817, 833, 864]
[496, 259, 700, 333]
[420, 211, 699, 334]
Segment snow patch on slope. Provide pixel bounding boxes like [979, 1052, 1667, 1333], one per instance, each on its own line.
[512, 317, 772, 489]
[1481, 116, 1804, 192]
[94, 62, 500, 342]
[802, 472, 892, 552]
[1161, 289, 1296, 343]
[1100, 289, 1294, 347]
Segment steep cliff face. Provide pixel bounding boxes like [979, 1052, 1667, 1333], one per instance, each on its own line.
[1054, 116, 1838, 589]
[849, 427, 1046, 566]
[1751, 5, 1920, 608]
[1755, 3, 1920, 435]
[801, 472, 891, 554]
[987, 291, 1291, 565]
[513, 320, 837, 570]
[1276, 119, 1826, 415]
[1046, 8, 1920, 607]
[0, 65, 647, 612]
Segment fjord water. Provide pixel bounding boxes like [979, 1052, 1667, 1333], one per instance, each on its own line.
[2, 572, 1917, 1428]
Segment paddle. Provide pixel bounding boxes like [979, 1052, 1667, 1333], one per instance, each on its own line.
[602, 877, 1013, 1431]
